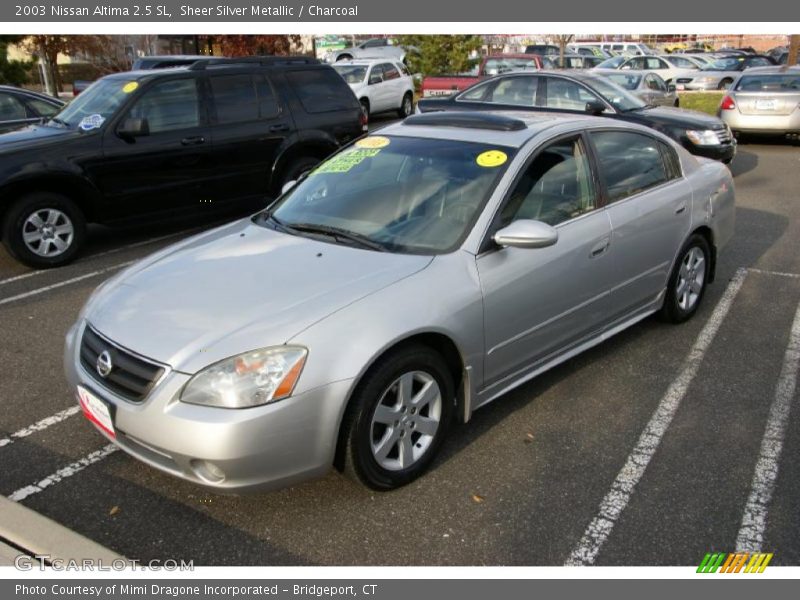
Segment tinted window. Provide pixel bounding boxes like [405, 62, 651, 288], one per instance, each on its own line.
[255, 75, 280, 118]
[382, 63, 400, 81]
[591, 131, 669, 202]
[500, 136, 596, 227]
[486, 77, 538, 106]
[333, 65, 368, 84]
[210, 74, 258, 123]
[607, 73, 642, 90]
[735, 74, 800, 91]
[25, 97, 61, 118]
[544, 78, 601, 111]
[128, 79, 200, 133]
[287, 68, 359, 113]
[659, 141, 682, 180]
[0, 93, 27, 120]
[645, 74, 664, 91]
[747, 57, 773, 67]
[458, 80, 493, 102]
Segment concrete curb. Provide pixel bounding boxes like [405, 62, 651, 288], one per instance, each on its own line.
[0, 496, 124, 566]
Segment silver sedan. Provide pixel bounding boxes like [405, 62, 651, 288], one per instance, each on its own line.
[719, 66, 800, 136]
[65, 112, 735, 493]
[595, 69, 680, 107]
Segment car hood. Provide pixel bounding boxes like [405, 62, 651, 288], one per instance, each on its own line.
[87, 219, 433, 373]
[0, 123, 84, 153]
[624, 105, 725, 128]
[348, 82, 367, 93]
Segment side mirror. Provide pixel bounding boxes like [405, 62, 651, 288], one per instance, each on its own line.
[493, 219, 558, 249]
[585, 99, 607, 115]
[368, 75, 382, 85]
[117, 117, 149, 140]
[281, 180, 297, 195]
[667, 83, 677, 93]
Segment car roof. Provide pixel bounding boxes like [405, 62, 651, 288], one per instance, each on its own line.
[736, 65, 800, 75]
[377, 110, 652, 148]
[332, 59, 399, 66]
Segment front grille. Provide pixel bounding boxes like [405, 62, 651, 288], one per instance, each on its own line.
[712, 124, 733, 145]
[79, 326, 165, 402]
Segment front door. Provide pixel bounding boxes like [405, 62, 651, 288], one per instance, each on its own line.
[477, 134, 614, 390]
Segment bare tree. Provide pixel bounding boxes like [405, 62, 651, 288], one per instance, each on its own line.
[553, 34, 575, 68]
[789, 35, 799, 66]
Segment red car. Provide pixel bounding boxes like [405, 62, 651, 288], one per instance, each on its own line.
[421, 54, 547, 98]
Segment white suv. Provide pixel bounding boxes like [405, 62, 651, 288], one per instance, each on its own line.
[333, 59, 415, 119]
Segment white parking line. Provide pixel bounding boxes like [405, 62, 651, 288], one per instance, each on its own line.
[0, 260, 134, 306]
[0, 406, 81, 449]
[8, 444, 118, 502]
[0, 227, 201, 288]
[735, 297, 800, 552]
[565, 267, 748, 566]
[747, 267, 800, 280]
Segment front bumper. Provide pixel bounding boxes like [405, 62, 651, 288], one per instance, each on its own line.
[64, 321, 354, 493]
[687, 139, 737, 162]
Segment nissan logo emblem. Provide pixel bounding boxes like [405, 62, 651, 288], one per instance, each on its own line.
[96, 351, 113, 378]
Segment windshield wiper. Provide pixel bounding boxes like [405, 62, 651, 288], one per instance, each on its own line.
[284, 222, 387, 252]
[48, 117, 69, 127]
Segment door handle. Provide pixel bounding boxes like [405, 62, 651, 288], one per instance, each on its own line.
[269, 124, 290, 133]
[181, 136, 205, 146]
[590, 237, 611, 258]
[675, 204, 687, 214]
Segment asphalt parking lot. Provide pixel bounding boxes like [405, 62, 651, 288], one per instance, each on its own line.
[1, 135, 799, 566]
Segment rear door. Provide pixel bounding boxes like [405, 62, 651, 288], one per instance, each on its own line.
[477, 133, 614, 389]
[208, 71, 294, 204]
[589, 129, 691, 321]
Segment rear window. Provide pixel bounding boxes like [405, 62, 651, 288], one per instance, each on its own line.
[286, 68, 359, 113]
[735, 74, 800, 92]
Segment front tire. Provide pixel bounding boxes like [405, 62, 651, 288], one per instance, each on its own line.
[2, 192, 86, 268]
[278, 156, 320, 190]
[660, 234, 711, 323]
[341, 345, 454, 490]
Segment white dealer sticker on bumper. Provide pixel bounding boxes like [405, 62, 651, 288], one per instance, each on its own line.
[77, 386, 115, 438]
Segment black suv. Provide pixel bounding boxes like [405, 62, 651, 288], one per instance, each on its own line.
[417, 70, 736, 163]
[0, 57, 366, 268]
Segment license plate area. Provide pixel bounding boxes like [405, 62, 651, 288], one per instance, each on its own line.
[78, 385, 116, 438]
[755, 99, 777, 111]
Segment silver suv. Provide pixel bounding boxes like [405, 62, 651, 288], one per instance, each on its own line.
[65, 112, 735, 493]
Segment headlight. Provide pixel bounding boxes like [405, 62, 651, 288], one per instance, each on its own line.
[686, 129, 721, 146]
[180, 346, 307, 409]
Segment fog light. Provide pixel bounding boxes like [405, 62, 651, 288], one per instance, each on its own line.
[190, 459, 226, 483]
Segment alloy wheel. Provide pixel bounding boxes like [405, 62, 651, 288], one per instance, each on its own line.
[22, 208, 75, 257]
[676, 246, 706, 311]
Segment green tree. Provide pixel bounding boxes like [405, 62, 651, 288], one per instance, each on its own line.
[395, 35, 483, 77]
[0, 35, 31, 86]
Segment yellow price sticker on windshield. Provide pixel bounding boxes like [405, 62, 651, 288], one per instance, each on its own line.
[122, 81, 139, 94]
[476, 150, 508, 168]
[355, 136, 390, 149]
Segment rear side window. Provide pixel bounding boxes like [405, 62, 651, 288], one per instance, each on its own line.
[210, 74, 258, 123]
[487, 77, 538, 106]
[286, 68, 359, 113]
[590, 131, 669, 202]
[382, 63, 400, 81]
[659, 141, 682, 180]
[0, 93, 27, 120]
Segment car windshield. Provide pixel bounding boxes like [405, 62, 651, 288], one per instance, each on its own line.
[703, 57, 745, 71]
[606, 73, 642, 90]
[53, 78, 135, 129]
[263, 136, 517, 254]
[596, 57, 625, 69]
[584, 76, 646, 111]
[735, 74, 800, 91]
[484, 58, 541, 75]
[333, 65, 368, 84]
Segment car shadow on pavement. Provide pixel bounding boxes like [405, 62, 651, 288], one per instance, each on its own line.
[729, 148, 759, 178]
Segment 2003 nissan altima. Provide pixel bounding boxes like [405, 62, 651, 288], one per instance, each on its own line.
[65, 111, 735, 492]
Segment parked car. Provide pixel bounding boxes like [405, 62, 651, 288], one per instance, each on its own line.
[595, 70, 679, 107]
[543, 53, 591, 69]
[0, 57, 366, 268]
[72, 80, 93, 96]
[573, 41, 654, 56]
[718, 66, 800, 138]
[0, 86, 65, 134]
[617, 55, 700, 83]
[525, 44, 561, 56]
[593, 56, 627, 70]
[420, 54, 547, 98]
[675, 55, 777, 90]
[333, 59, 415, 118]
[417, 71, 736, 162]
[326, 38, 406, 63]
[65, 111, 735, 492]
[568, 45, 612, 59]
[131, 55, 217, 70]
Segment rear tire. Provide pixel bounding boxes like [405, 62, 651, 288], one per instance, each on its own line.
[659, 234, 711, 324]
[360, 98, 370, 119]
[397, 92, 413, 118]
[2, 192, 86, 269]
[340, 345, 454, 490]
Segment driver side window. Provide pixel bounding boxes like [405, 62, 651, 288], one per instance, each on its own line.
[127, 79, 200, 134]
[499, 136, 596, 228]
[544, 79, 602, 111]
